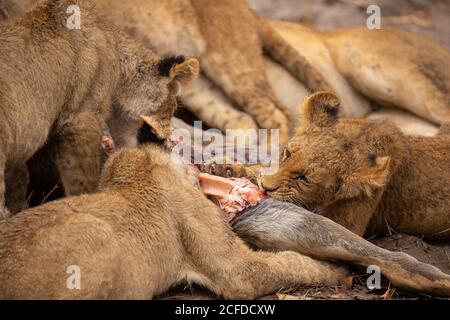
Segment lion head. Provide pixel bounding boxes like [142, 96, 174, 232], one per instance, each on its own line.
[260, 92, 406, 212]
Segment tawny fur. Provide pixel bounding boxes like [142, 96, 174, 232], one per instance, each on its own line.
[5, 0, 449, 138]
[0, 145, 347, 299]
[323, 27, 450, 125]
[206, 92, 450, 240]
[0, 0, 199, 217]
[367, 108, 439, 137]
[264, 21, 450, 125]
[5, 0, 333, 146]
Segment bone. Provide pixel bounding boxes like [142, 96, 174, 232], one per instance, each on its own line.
[198, 173, 234, 198]
[198, 173, 265, 220]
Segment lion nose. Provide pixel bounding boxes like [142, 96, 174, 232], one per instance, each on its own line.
[260, 180, 279, 192]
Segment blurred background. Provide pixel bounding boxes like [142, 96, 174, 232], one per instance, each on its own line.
[249, 0, 450, 50]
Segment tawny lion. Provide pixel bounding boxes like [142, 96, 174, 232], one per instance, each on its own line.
[6, 0, 449, 144]
[205, 92, 450, 241]
[1, 144, 449, 299]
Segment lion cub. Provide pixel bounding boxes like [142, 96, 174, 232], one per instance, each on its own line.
[208, 92, 450, 240]
[0, 0, 198, 217]
[261, 92, 450, 239]
[0, 145, 346, 299]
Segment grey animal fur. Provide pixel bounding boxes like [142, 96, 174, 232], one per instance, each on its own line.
[233, 199, 450, 296]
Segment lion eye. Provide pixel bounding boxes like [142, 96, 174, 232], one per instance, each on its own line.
[282, 148, 291, 161]
[294, 173, 308, 183]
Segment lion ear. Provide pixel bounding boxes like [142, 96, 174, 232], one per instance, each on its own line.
[140, 114, 172, 141]
[300, 91, 340, 128]
[158, 56, 199, 95]
[336, 155, 391, 200]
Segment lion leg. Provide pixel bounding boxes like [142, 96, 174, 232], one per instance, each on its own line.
[51, 112, 102, 196]
[322, 198, 380, 237]
[192, 0, 291, 145]
[232, 199, 450, 297]
[179, 201, 347, 299]
[202, 161, 262, 184]
[208, 247, 347, 300]
[200, 61, 291, 146]
[181, 75, 258, 131]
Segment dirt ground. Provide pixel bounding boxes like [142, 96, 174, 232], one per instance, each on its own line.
[162, 0, 450, 300]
